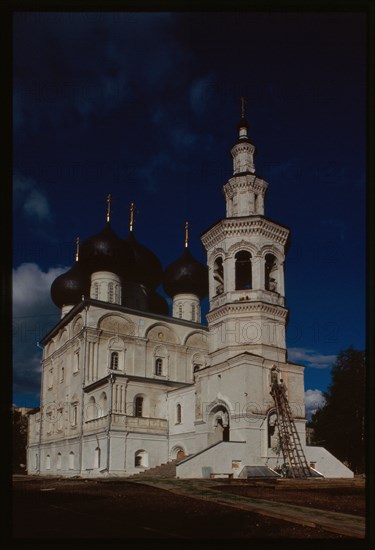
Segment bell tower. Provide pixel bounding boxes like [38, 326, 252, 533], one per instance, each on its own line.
[201, 103, 290, 366]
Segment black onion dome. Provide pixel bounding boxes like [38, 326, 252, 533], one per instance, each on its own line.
[163, 248, 208, 299]
[51, 262, 90, 308]
[149, 291, 169, 316]
[123, 232, 163, 289]
[79, 222, 132, 276]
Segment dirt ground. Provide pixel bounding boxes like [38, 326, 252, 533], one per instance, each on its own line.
[11, 476, 364, 540]
[215, 481, 366, 517]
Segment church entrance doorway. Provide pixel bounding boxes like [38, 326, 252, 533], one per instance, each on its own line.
[176, 449, 185, 460]
[208, 404, 230, 445]
[171, 446, 186, 461]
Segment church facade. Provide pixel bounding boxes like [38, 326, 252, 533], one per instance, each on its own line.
[27, 112, 352, 478]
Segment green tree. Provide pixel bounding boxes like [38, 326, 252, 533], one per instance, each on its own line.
[12, 408, 29, 473]
[309, 347, 365, 473]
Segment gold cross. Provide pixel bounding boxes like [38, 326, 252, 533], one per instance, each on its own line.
[241, 96, 246, 119]
[106, 193, 111, 222]
[75, 237, 80, 262]
[130, 202, 135, 232]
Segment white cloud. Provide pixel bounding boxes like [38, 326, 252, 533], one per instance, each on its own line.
[13, 263, 67, 403]
[304, 389, 326, 418]
[288, 347, 336, 369]
[13, 174, 52, 222]
[13, 262, 67, 315]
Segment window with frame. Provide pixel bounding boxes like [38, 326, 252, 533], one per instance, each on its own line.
[108, 282, 114, 303]
[73, 351, 80, 373]
[213, 257, 224, 295]
[176, 403, 182, 424]
[191, 303, 196, 321]
[57, 408, 64, 432]
[235, 250, 252, 290]
[134, 396, 143, 418]
[155, 358, 163, 376]
[134, 450, 148, 468]
[48, 368, 53, 389]
[134, 454, 142, 467]
[93, 282, 99, 300]
[46, 410, 53, 434]
[178, 304, 183, 319]
[71, 403, 78, 427]
[110, 351, 119, 370]
[265, 253, 278, 292]
[45, 454, 51, 470]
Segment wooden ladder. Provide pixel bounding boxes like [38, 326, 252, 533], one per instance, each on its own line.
[271, 381, 313, 478]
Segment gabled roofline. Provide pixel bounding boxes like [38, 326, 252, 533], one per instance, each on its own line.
[39, 298, 208, 345]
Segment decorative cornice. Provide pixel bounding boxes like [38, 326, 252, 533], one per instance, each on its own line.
[231, 142, 255, 154]
[201, 216, 290, 250]
[223, 174, 268, 195]
[206, 301, 288, 323]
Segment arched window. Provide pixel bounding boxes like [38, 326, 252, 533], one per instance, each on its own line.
[57, 408, 63, 431]
[46, 454, 51, 470]
[69, 451, 75, 470]
[176, 404, 182, 424]
[110, 351, 119, 370]
[87, 396, 97, 420]
[57, 452, 62, 470]
[213, 257, 224, 295]
[178, 304, 183, 319]
[191, 303, 196, 321]
[155, 358, 163, 376]
[71, 403, 78, 427]
[99, 392, 108, 416]
[108, 282, 114, 303]
[48, 368, 53, 389]
[93, 282, 99, 300]
[235, 250, 252, 290]
[134, 396, 143, 417]
[265, 253, 278, 292]
[134, 450, 148, 468]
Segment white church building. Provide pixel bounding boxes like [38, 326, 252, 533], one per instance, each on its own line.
[27, 111, 352, 479]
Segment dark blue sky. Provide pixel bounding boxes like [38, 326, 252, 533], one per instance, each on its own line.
[13, 12, 366, 412]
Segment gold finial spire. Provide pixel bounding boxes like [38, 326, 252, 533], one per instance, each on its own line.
[106, 193, 111, 222]
[75, 237, 80, 262]
[130, 202, 135, 232]
[185, 221, 189, 248]
[241, 96, 246, 119]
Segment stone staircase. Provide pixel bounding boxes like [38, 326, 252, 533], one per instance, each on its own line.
[129, 459, 178, 479]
